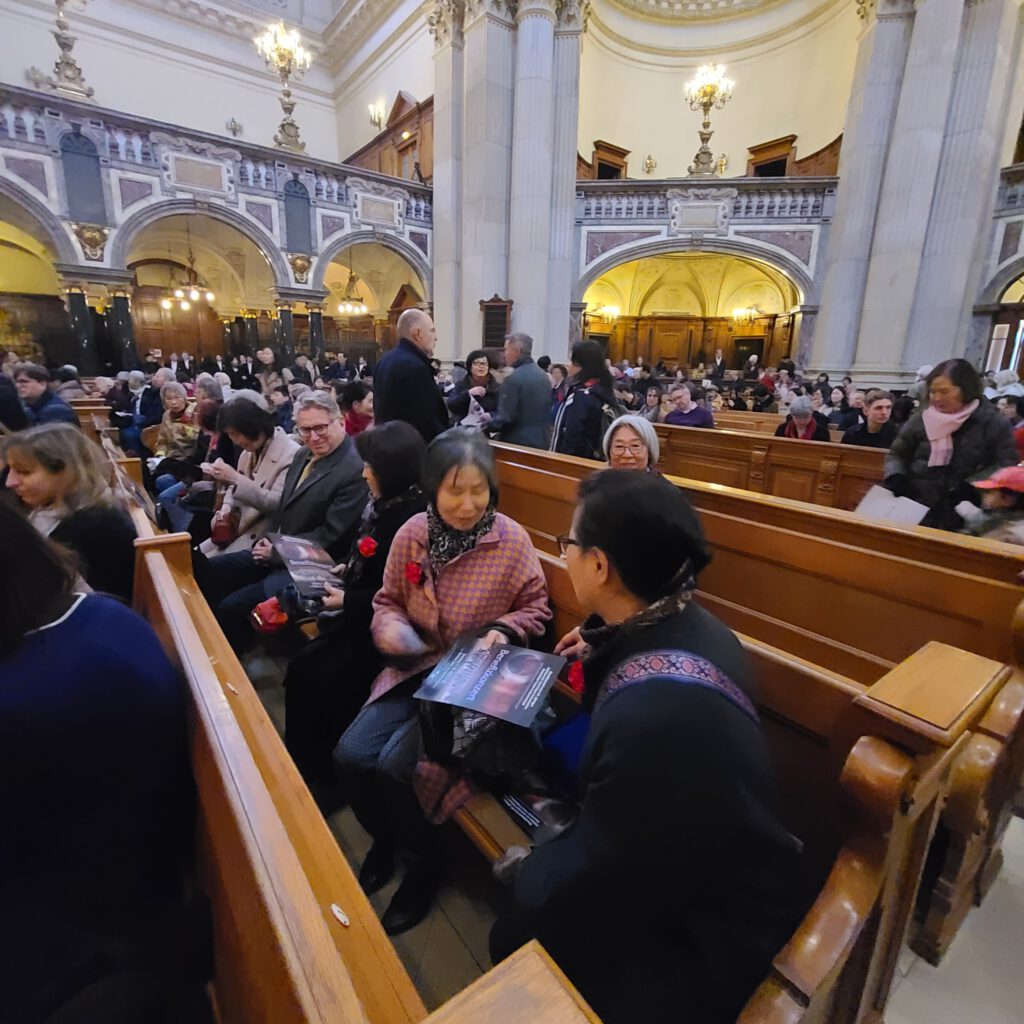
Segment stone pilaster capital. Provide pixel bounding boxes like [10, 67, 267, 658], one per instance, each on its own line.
[556, 0, 589, 30]
[517, 0, 557, 23]
[428, 0, 465, 48]
[463, 0, 517, 30]
[859, 0, 915, 22]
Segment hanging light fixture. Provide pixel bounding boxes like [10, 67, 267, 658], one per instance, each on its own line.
[337, 249, 369, 317]
[160, 220, 216, 312]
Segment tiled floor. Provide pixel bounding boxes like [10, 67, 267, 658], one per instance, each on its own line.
[244, 651, 1024, 1019]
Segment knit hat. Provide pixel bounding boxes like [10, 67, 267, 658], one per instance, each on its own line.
[973, 466, 1024, 493]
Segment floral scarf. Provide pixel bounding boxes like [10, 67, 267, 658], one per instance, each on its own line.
[426, 503, 497, 575]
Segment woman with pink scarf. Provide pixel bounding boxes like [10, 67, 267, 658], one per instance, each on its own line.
[884, 359, 1017, 530]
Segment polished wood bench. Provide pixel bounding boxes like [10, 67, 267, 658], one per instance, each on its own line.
[652, 422, 885, 509]
[712, 408, 845, 443]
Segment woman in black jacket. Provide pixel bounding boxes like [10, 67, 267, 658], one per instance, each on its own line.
[491, 470, 801, 1024]
[2, 423, 137, 602]
[283, 421, 428, 787]
[446, 349, 500, 423]
[550, 340, 618, 460]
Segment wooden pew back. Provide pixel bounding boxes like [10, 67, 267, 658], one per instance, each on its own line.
[653, 423, 885, 510]
[493, 443, 1024, 681]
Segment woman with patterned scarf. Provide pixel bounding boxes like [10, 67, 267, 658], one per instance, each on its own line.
[490, 470, 802, 1024]
[334, 427, 551, 936]
[283, 421, 427, 789]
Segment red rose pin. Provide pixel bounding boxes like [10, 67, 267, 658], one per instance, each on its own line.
[567, 660, 585, 693]
[404, 561, 425, 585]
[357, 535, 378, 558]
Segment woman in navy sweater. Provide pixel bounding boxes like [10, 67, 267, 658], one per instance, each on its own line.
[0, 504, 196, 1023]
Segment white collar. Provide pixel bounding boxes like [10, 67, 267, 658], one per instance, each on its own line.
[29, 592, 87, 634]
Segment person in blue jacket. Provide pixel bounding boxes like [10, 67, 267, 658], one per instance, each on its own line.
[13, 362, 78, 426]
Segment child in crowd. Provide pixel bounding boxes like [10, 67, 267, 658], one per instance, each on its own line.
[957, 467, 1024, 546]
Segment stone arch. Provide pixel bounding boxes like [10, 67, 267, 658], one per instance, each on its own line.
[0, 176, 78, 264]
[311, 230, 432, 299]
[575, 235, 812, 307]
[109, 199, 290, 287]
[979, 256, 1024, 306]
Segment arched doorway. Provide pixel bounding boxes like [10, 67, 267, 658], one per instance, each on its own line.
[984, 274, 1024, 373]
[0, 195, 71, 365]
[581, 251, 800, 370]
[125, 213, 276, 360]
[324, 242, 426, 363]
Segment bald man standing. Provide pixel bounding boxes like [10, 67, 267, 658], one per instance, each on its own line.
[374, 309, 449, 442]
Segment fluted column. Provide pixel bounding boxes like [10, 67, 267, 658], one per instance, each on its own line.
[902, 0, 1023, 371]
[429, 0, 465, 360]
[106, 286, 140, 371]
[811, 0, 915, 375]
[543, 0, 585, 359]
[853, 0, 967, 384]
[459, 0, 516, 351]
[508, 0, 557, 337]
[306, 302, 326, 363]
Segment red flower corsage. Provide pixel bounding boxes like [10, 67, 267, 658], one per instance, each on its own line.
[357, 535, 378, 558]
[404, 561, 425, 585]
[567, 660, 585, 694]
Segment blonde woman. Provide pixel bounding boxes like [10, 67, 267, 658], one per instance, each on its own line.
[2, 423, 137, 601]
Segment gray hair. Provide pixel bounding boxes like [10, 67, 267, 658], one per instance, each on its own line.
[789, 395, 814, 419]
[151, 367, 175, 387]
[294, 389, 340, 419]
[195, 379, 224, 402]
[231, 388, 269, 410]
[994, 369, 1020, 388]
[602, 414, 660, 464]
[127, 370, 146, 387]
[160, 381, 187, 401]
[506, 332, 533, 356]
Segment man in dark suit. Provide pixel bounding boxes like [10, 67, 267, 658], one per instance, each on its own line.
[201, 353, 229, 375]
[374, 309, 448, 442]
[197, 389, 368, 650]
[708, 348, 727, 383]
[489, 333, 552, 449]
[112, 368, 172, 454]
[232, 353, 258, 391]
[288, 353, 316, 387]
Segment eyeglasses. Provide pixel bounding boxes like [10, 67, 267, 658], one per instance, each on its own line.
[610, 442, 646, 457]
[556, 533, 582, 557]
[295, 422, 333, 439]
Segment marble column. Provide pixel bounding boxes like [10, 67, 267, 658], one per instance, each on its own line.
[275, 302, 295, 363]
[105, 287, 140, 371]
[853, 0, 967, 384]
[64, 285, 98, 375]
[459, 0, 516, 351]
[243, 312, 260, 353]
[429, 0, 465, 361]
[508, 0, 557, 337]
[307, 303, 326, 363]
[811, 0, 916, 375]
[543, 0, 585, 360]
[902, 0, 1023, 372]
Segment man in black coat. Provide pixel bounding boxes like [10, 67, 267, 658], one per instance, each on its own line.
[232, 353, 259, 391]
[197, 390, 368, 650]
[288, 353, 316, 387]
[0, 371, 29, 431]
[14, 363, 78, 427]
[708, 347, 727, 383]
[374, 309, 449, 442]
[201, 353, 229, 375]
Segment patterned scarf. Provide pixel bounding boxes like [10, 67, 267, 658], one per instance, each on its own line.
[426, 503, 497, 575]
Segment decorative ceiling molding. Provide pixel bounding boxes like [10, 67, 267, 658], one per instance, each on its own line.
[320, 0, 411, 72]
[606, 0, 791, 25]
[587, 0, 844, 60]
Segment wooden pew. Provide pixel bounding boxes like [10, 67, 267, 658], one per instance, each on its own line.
[712, 408, 845, 444]
[652, 423, 885, 509]
[74, 402, 110, 444]
[491, 444, 1024, 962]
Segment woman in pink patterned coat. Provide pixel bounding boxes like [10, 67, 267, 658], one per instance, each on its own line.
[334, 427, 550, 936]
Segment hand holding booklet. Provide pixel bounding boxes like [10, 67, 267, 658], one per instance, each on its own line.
[268, 533, 336, 598]
[415, 634, 565, 728]
[854, 484, 930, 526]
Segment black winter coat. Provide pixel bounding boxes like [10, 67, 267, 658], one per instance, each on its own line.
[446, 374, 500, 419]
[492, 604, 801, 1024]
[374, 338, 449, 443]
[550, 377, 617, 460]
[0, 373, 28, 431]
[51, 505, 138, 603]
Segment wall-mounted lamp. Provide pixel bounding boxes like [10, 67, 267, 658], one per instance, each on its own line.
[643, 154, 657, 175]
[368, 102, 385, 130]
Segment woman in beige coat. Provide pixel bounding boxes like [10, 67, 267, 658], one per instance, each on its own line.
[199, 397, 299, 556]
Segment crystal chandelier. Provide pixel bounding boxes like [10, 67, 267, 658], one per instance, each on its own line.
[732, 306, 758, 327]
[159, 226, 214, 312]
[337, 272, 368, 317]
[684, 64, 734, 178]
[255, 22, 312, 153]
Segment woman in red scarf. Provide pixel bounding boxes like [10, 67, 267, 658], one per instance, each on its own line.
[774, 395, 830, 442]
[340, 379, 374, 436]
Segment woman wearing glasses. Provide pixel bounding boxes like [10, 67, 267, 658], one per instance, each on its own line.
[602, 414, 660, 472]
[199, 397, 300, 556]
[492, 470, 801, 1024]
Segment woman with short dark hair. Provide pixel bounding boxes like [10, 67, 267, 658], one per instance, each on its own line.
[339, 379, 375, 436]
[0, 503, 193, 1021]
[334, 427, 550, 935]
[284, 421, 427, 787]
[550, 341, 618, 459]
[446, 348, 499, 423]
[885, 358, 1017, 528]
[492, 470, 800, 1024]
[198, 397, 300, 555]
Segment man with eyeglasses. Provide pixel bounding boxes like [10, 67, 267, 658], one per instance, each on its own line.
[14, 363, 78, 427]
[197, 390, 368, 651]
